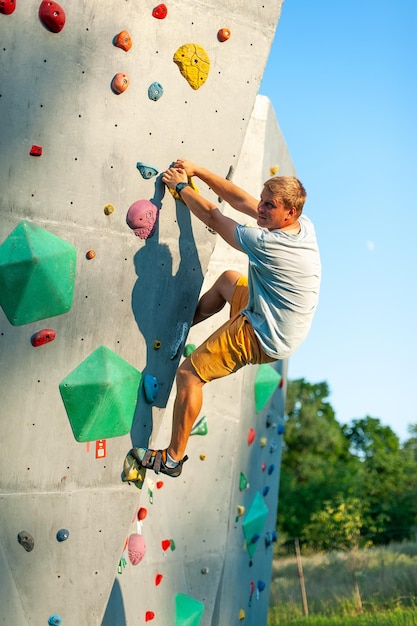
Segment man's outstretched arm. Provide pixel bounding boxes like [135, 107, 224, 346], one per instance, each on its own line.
[162, 166, 244, 251]
[173, 159, 259, 219]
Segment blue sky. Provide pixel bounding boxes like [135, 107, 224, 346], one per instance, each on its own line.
[260, 0, 417, 442]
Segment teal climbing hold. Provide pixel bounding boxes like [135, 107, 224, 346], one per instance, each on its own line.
[254, 364, 282, 413]
[148, 82, 164, 101]
[143, 374, 159, 403]
[59, 346, 141, 442]
[190, 415, 208, 436]
[136, 162, 159, 179]
[0, 221, 76, 326]
[175, 593, 204, 626]
[242, 492, 269, 558]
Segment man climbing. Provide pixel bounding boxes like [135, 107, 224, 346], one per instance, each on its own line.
[131, 159, 321, 477]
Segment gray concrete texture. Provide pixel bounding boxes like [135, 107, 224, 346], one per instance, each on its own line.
[0, 2, 292, 624]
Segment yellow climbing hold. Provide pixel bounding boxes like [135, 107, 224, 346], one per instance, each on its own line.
[173, 43, 210, 90]
[168, 176, 199, 201]
[239, 608, 246, 620]
[270, 164, 279, 176]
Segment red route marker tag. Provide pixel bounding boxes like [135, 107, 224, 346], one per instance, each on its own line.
[95, 439, 107, 459]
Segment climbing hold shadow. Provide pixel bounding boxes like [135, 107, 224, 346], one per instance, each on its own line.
[39, 0, 66, 33]
[17, 530, 34, 552]
[173, 43, 210, 90]
[126, 199, 159, 240]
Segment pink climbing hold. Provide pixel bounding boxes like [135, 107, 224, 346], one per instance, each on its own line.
[31, 328, 56, 347]
[127, 533, 146, 565]
[126, 199, 159, 239]
[39, 0, 66, 33]
[0, 0, 16, 15]
[152, 3, 167, 19]
[247, 427, 256, 446]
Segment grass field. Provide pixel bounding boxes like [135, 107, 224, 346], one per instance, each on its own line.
[268, 542, 417, 625]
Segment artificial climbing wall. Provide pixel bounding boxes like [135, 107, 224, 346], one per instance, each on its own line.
[0, 1, 287, 625]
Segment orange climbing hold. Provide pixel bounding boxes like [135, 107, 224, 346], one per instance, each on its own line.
[86, 250, 96, 259]
[0, 0, 16, 14]
[138, 507, 147, 521]
[39, 0, 66, 33]
[217, 27, 231, 42]
[111, 72, 130, 94]
[113, 30, 132, 52]
[152, 3, 167, 19]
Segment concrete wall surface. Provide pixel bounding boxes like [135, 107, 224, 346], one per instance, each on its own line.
[0, 2, 291, 624]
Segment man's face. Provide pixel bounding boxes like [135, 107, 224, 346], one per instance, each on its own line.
[256, 188, 293, 230]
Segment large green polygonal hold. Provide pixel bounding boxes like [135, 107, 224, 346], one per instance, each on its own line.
[254, 363, 282, 413]
[59, 346, 142, 442]
[175, 593, 204, 626]
[0, 221, 76, 325]
[242, 492, 269, 559]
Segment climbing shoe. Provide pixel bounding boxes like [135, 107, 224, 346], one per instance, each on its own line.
[131, 448, 188, 478]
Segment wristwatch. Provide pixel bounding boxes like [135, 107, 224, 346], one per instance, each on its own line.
[175, 182, 191, 196]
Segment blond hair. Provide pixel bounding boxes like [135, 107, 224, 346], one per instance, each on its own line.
[263, 176, 306, 216]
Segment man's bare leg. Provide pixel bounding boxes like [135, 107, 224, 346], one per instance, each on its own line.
[167, 358, 205, 461]
[192, 270, 242, 325]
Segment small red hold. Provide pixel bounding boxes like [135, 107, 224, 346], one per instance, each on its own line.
[138, 507, 147, 521]
[111, 72, 130, 94]
[31, 328, 56, 347]
[0, 0, 16, 15]
[156, 480, 164, 489]
[155, 573, 163, 586]
[161, 539, 171, 551]
[217, 27, 231, 42]
[145, 612, 155, 622]
[152, 3, 167, 19]
[39, 0, 66, 33]
[30, 145, 42, 156]
[247, 427, 256, 446]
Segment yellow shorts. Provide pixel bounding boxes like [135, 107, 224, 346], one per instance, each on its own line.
[190, 276, 276, 383]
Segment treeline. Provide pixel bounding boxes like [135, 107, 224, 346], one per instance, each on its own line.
[278, 378, 417, 552]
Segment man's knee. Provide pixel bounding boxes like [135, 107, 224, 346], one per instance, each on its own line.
[176, 358, 205, 390]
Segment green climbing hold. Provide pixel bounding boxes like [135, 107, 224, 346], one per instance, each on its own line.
[59, 346, 141, 442]
[239, 472, 249, 491]
[175, 593, 204, 626]
[0, 221, 76, 325]
[242, 492, 269, 559]
[190, 415, 208, 436]
[183, 343, 196, 357]
[254, 364, 282, 413]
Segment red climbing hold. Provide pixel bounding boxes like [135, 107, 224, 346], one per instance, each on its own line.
[111, 72, 130, 94]
[145, 612, 155, 622]
[247, 427, 256, 445]
[138, 507, 147, 521]
[86, 250, 96, 259]
[152, 3, 167, 19]
[217, 28, 231, 42]
[155, 573, 163, 586]
[31, 328, 56, 347]
[156, 480, 164, 489]
[30, 145, 42, 156]
[0, 0, 16, 15]
[39, 1, 66, 33]
[161, 539, 171, 551]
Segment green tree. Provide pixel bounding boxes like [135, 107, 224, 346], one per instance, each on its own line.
[279, 379, 360, 541]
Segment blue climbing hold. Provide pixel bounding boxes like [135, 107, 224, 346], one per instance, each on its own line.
[136, 162, 159, 179]
[143, 374, 159, 403]
[148, 82, 164, 101]
[267, 464, 275, 475]
[277, 423, 285, 435]
[262, 486, 270, 497]
[56, 529, 69, 542]
[48, 615, 62, 626]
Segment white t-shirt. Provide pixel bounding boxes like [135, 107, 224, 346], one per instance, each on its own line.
[234, 214, 321, 359]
